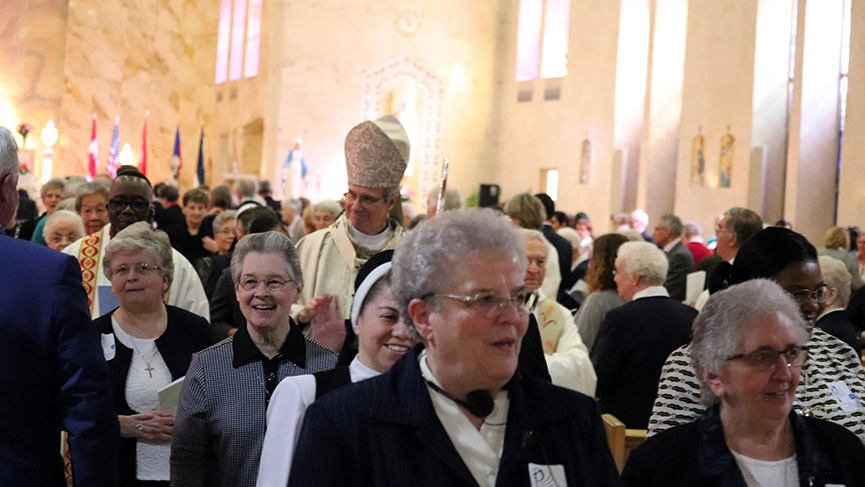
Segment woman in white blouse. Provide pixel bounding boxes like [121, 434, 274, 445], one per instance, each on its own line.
[256, 250, 417, 487]
[93, 222, 212, 487]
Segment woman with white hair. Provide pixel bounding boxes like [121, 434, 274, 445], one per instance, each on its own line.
[817, 255, 861, 355]
[522, 229, 596, 395]
[623, 279, 865, 486]
[43, 210, 85, 252]
[311, 200, 342, 230]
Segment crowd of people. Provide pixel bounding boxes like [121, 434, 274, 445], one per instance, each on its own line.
[1, 113, 865, 487]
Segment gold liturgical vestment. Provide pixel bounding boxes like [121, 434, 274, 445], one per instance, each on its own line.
[292, 213, 404, 321]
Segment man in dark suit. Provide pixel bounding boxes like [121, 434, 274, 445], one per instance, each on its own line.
[535, 193, 573, 297]
[0, 127, 119, 486]
[653, 213, 694, 302]
[288, 210, 618, 487]
[258, 179, 282, 214]
[592, 241, 696, 429]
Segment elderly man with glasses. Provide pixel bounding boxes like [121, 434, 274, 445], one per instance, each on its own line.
[288, 209, 619, 487]
[291, 116, 409, 351]
[63, 170, 209, 319]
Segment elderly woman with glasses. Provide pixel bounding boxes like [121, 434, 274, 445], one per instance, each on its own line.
[171, 231, 336, 487]
[650, 227, 865, 442]
[288, 209, 618, 487]
[93, 222, 213, 486]
[623, 279, 865, 486]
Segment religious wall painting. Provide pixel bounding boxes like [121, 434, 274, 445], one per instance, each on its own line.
[691, 128, 706, 187]
[719, 128, 734, 188]
[362, 57, 445, 212]
[579, 137, 591, 184]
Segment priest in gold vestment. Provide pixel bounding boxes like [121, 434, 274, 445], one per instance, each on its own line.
[292, 115, 409, 346]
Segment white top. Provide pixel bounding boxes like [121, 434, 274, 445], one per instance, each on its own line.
[633, 285, 670, 301]
[111, 317, 172, 481]
[419, 350, 509, 487]
[731, 451, 798, 487]
[256, 357, 380, 487]
[348, 222, 393, 250]
[662, 237, 683, 253]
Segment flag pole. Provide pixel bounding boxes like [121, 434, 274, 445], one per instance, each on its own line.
[435, 156, 450, 214]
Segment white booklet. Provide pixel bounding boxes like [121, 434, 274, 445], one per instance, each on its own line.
[157, 376, 185, 409]
[686, 271, 706, 305]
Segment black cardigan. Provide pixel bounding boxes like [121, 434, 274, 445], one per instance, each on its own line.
[94, 305, 215, 487]
[622, 405, 865, 487]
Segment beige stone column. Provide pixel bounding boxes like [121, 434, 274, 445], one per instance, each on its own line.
[837, 0, 865, 228]
[784, 0, 845, 244]
[673, 0, 759, 235]
[635, 0, 687, 225]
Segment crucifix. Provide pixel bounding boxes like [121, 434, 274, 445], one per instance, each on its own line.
[145, 365, 154, 378]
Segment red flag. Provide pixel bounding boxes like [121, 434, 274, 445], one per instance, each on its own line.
[140, 115, 148, 176]
[87, 114, 98, 181]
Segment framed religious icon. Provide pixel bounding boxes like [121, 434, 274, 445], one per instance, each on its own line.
[719, 129, 735, 188]
[691, 130, 706, 187]
[579, 138, 591, 184]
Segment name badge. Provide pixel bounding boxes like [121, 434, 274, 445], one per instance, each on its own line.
[827, 381, 861, 413]
[528, 463, 567, 487]
[101, 333, 116, 361]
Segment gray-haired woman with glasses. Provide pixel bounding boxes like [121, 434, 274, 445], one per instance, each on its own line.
[94, 222, 213, 487]
[650, 227, 865, 443]
[171, 231, 336, 487]
[623, 279, 865, 487]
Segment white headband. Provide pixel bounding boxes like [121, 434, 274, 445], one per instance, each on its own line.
[350, 262, 392, 329]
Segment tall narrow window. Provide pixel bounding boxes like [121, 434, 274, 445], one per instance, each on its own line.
[229, 0, 248, 81]
[541, 0, 570, 78]
[515, 0, 543, 82]
[214, 0, 232, 84]
[839, 0, 852, 132]
[244, 0, 262, 78]
[542, 169, 560, 200]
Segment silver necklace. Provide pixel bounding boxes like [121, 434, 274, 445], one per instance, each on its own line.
[129, 338, 158, 378]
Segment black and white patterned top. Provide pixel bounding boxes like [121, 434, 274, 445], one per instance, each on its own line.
[171, 322, 336, 487]
[648, 327, 865, 442]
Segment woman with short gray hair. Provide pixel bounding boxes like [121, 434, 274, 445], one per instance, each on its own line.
[311, 200, 342, 230]
[816, 255, 860, 354]
[94, 221, 212, 486]
[623, 279, 865, 486]
[172, 231, 335, 487]
[43, 210, 85, 252]
[29, 177, 66, 245]
[288, 209, 619, 487]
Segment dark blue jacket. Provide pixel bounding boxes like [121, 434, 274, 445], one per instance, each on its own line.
[0, 235, 119, 486]
[288, 345, 620, 487]
[623, 405, 865, 487]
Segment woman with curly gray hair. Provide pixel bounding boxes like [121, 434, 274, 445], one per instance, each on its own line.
[623, 279, 865, 486]
[93, 221, 213, 486]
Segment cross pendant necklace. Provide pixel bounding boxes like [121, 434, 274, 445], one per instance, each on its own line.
[130, 339, 158, 379]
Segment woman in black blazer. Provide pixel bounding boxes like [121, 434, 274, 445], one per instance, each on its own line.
[96, 222, 213, 487]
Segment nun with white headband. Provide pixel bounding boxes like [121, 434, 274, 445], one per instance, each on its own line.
[256, 250, 417, 487]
